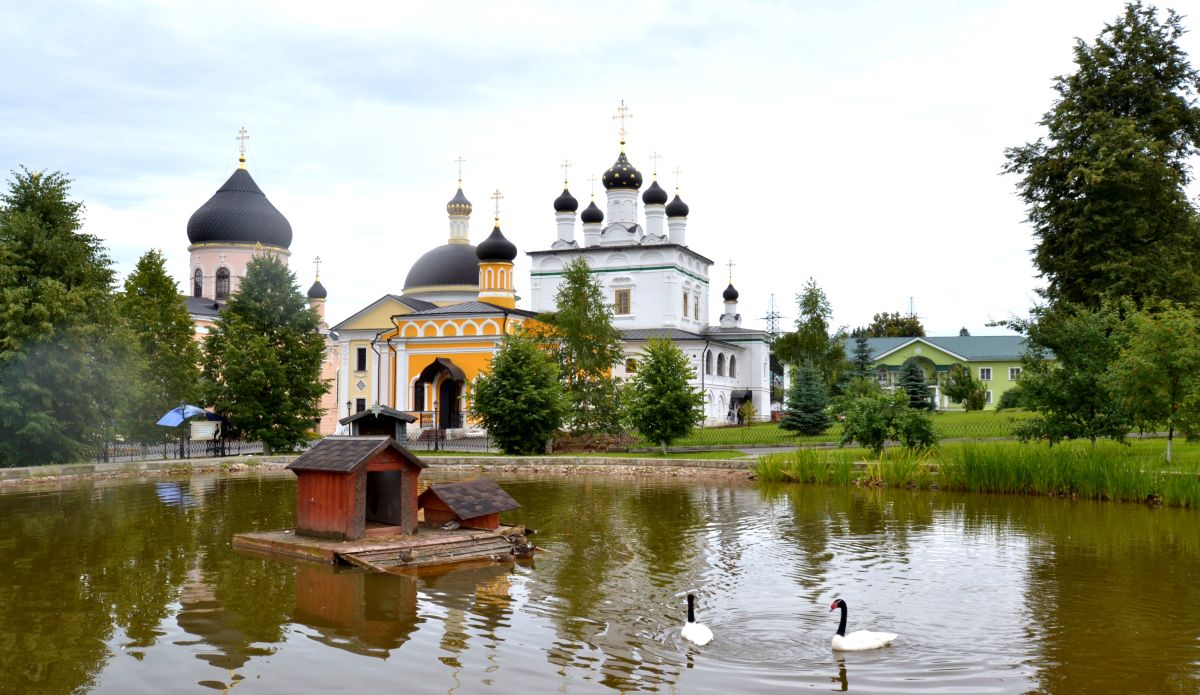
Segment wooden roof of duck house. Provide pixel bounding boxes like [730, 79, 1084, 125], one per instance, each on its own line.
[418, 479, 520, 531]
[288, 436, 428, 540]
[338, 404, 417, 440]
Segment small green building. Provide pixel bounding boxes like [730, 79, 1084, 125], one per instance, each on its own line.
[859, 336, 1028, 411]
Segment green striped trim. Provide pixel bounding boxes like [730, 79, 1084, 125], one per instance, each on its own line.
[532, 265, 709, 284]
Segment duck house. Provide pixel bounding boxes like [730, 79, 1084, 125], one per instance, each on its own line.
[339, 404, 416, 441]
[418, 479, 520, 531]
[287, 436, 427, 540]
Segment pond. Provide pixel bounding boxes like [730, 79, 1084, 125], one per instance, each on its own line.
[1, 470, 1198, 694]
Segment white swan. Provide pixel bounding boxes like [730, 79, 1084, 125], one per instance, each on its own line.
[680, 593, 713, 646]
[830, 599, 896, 651]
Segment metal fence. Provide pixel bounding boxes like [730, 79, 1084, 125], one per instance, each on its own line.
[92, 439, 265, 463]
[404, 428, 497, 453]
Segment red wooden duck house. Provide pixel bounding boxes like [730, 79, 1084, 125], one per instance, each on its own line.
[419, 479, 520, 531]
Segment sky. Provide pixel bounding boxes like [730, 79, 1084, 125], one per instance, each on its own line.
[4, 0, 1199, 336]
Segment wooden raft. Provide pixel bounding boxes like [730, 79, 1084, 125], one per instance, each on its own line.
[232, 524, 531, 571]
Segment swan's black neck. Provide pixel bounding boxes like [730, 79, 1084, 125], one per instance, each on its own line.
[835, 601, 847, 637]
[687, 594, 696, 624]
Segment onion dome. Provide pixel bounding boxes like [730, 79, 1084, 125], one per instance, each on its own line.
[581, 200, 604, 224]
[186, 168, 292, 248]
[446, 187, 473, 216]
[722, 283, 739, 302]
[553, 187, 578, 213]
[601, 151, 643, 190]
[666, 193, 690, 218]
[307, 279, 327, 299]
[404, 243, 481, 290]
[642, 180, 668, 205]
[476, 224, 518, 262]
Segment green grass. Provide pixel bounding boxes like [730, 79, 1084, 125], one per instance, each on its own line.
[419, 449, 748, 460]
[756, 438, 1200, 508]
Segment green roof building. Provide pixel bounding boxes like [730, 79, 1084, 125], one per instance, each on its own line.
[857, 336, 1029, 411]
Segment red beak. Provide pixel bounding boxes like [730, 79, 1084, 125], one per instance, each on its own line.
[830, 602, 837, 611]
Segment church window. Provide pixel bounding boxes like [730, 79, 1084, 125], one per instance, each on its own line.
[705, 350, 713, 375]
[614, 289, 631, 315]
[193, 268, 202, 297]
[215, 268, 231, 300]
[413, 383, 424, 411]
[485, 268, 494, 288]
[355, 347, 367, 372]
[717, 353, 726, 376]
[625, 357, 638, 373]
[355, 398, 366, 414]
[729, 355, 738, 378]
[499, 268, 506, 288]
[693, 296, 700, 320]
[682, 291, 688, 316]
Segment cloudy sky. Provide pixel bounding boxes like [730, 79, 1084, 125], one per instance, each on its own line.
[4, 0, 1198, 335]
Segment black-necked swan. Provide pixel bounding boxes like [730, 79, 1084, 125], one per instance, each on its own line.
[830, 599, 897, 651]
[681, 593, 713, 646]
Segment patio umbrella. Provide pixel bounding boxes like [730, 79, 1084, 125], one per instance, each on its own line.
[156, 404, 210, 427]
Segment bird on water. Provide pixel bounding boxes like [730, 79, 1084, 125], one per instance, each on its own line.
[829, 598, 897, 651]
[681, 593, 714, 646]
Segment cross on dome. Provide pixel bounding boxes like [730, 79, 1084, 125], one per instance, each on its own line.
[490, 189, 504, 222]
[455, 155, 466, 185]
[612, 99, 634, 148]
[726, 259, 735, 283]
[588, 174, 598, 198]
[560, 160, 572, 185]
[673, 166, 683, 190]
[650, 152, 662, 177]
[236, 126, 250, 168]
[314, 255, 322, 280]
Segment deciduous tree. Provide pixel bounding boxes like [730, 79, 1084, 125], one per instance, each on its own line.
[624, 339, 704, 454]
[472, 331, 567, 455]
[773, 278, 846, 387]
[942, 364, 987, 411]
[860, 312, 925, 337]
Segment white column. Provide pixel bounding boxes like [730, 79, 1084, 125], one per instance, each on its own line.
[556, 211, 575, 245]
[645, 204, 666, 238]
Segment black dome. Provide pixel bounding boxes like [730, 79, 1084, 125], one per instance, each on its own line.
[307, 279, 327, 299]
[601, 151, 643, 190]
[642, 180, 668, 205]
[404, 243, 480, 290]
[581, 200, 604, 224]
[666, 193, 690, 218]
[553, 187, 578, 213]
[476, 225, 517, 262]
[447, 187, 472, 216]
[187, 168, 292, 248]
[722, 283, 739, 301]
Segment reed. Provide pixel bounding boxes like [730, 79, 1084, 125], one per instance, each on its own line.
[756, 448, 860, 484]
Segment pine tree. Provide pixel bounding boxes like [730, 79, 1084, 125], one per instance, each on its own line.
[118, 249, 201, 442]
[625, 339, 704, 454]
[472, 331, 568, 455]
[781, 362, 831, 435]
[898, 359, 934, 411]
[0, 168, 137, 466]
[772, 278, 846, 387]
[201, 254, 326, 453]
[850, 335, 873, 380]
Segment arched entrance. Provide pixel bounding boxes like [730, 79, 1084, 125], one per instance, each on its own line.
[416, 358, 466, 430]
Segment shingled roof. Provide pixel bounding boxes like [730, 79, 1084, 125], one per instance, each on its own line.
[287, 436, 427, 473]
[421, 479, 520, 518]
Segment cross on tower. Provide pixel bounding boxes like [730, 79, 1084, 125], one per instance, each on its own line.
[649, 151, 662, 177]
[612, 99, 634, 146]
[314, 255, 322, 280]
[560, 160, 572, 185]
[726, 260, 735, 284]
[588, 175, 598, 197]
[454, 155, 466, 184]
[673, 166, 683, 190]
[236, 126, 250, 155]
[490, 189, 504, 220]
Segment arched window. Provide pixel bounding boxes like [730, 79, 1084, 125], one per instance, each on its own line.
[705, 350, 713, 375]
[192, 268, 202, 297]
[499, 268, 506, 288]
[729, 355, 738, 378]
[876, 367, 889, 384]
[215, 268, 231, 300]
[717, 353, 726, 376]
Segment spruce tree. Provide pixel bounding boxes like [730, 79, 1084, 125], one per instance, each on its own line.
[625, 339, 704, 454]
[118, 249, 201, 442]
[898, 359, 934, 411]
[851, 335, 873, 380]
[0, 168, 139, 466]
[472, 331, 567, 455]
[201, 254, 326, 453]
[781, 362, 831, 435]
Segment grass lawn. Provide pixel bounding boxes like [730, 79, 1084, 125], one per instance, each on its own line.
[416, 449, 749, 460]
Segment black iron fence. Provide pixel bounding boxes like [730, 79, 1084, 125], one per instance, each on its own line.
[404, 427, 496, 453]
[92, 439, 265, 463]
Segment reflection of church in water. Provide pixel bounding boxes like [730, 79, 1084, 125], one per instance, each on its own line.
[332, 103, 770, 429]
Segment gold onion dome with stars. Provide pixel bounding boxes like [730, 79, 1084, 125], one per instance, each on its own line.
[601, 151, 643, 190]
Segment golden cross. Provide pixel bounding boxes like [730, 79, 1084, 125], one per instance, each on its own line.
[612, 99, 633, 146]
[455, 155, 466, 184]
[490, 189, 503, 220]
[588, 174, 598, 198]
[314, 256, 322, 280]
[560, 159, 572, 185]
[236, 126, 250, 155]
[726, 260, 735, 284]
[649, 151, 661, 177]
[673, 166, 683, 190]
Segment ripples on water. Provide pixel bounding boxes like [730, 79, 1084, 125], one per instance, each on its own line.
[0, 472, 1198, 693]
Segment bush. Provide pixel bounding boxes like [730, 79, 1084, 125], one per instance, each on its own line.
[840, 391, 938, 456]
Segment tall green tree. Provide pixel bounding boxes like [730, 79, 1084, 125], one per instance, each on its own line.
[773, 278, 846, 387]
[898, 359, 934, 411]
[859, 311, 925, 337]
[624, 339, 704, 454]
[849, 335, 873, 380]
[1109, 302, 1200, 462]
[118, 249, 201, 442]
[1004, 2, 1200, 307]
[840, 391, 937, 456]
[533, 257, 625, 432]
[781, 362, 831, 435]
[942, 363, 987, 411]
[201, 254, 326, 453]
[0, 168, 137, 466]
[472, 331, 567, 455]
[1008, 302, 1131, 445]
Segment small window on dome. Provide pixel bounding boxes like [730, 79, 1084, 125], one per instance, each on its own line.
[215, 268, 230, 300]
[193, 268, 203, 297]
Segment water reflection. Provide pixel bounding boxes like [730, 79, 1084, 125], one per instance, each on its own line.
[292, 564, 421, 658]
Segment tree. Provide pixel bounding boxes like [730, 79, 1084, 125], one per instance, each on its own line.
[781, 362, 831, 435]
[942, 364, 987, 411]
[118, 249, 201, 442]
[861, 311, 925, 337]
[0, 168, 137, 467]
[840, 391, 937, 456]
[849, 335, 873, 380]
[201, 254, 326, 453]
[1007, 302, 1131, 445]
[1004, 2, 1200, 308]
[624, 339, 704, 454]
[897, 359, 934, 411]
[959, 327, 970, 337]
[1109, 303, 1200, 462]
[772, 278, 846, 387]
[472, 331, 567, 455]
[533, 257, 625, 433]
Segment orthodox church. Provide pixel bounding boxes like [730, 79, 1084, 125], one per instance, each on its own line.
[184, 131, 342, 434]
[332, 107, 771, 430]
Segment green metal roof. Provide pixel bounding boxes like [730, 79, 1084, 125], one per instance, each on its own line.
[850, 336, 1029, 362]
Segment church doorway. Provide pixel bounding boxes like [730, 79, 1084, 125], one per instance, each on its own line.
[416, 358, 465, 430]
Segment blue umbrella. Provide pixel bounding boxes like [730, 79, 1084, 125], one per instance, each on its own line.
[156, 404, 210, 427]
